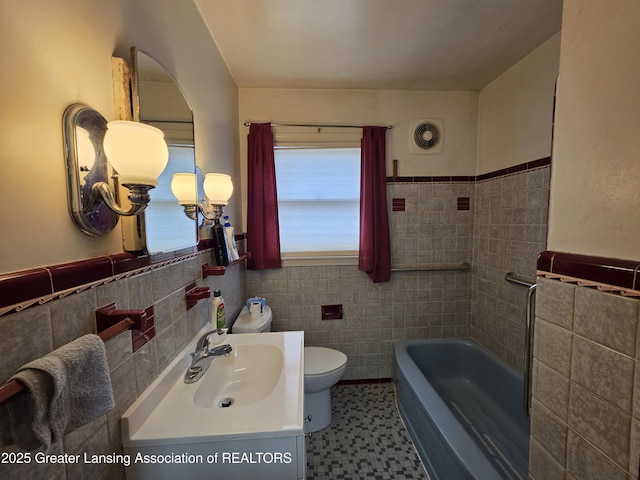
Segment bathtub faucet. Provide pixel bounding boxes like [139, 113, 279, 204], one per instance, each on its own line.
[184, 329, 233, 384]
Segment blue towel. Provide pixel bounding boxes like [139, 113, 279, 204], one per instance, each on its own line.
[0, 334, 114, 451]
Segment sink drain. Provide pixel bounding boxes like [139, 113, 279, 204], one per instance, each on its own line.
[218, 397, 234, 408]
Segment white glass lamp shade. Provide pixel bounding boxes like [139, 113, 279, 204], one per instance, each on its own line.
[103, 121, 169, 186]
[171, 173, 199, 205]
[203, 173, 233, 205]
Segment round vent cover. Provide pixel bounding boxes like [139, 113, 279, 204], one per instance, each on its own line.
[414, 122, 440, 150]
[409, 118, 444, 155]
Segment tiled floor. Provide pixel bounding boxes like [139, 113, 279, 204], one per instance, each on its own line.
[307, 383, 430, 480]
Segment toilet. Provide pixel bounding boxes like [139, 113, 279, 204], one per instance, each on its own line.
[303, 346, 347, 432]
[232, 305, 347, 432]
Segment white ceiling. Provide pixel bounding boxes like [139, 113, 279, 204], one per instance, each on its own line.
[194, 0, 563, 91]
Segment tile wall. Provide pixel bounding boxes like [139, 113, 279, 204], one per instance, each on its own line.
[530, 276, 640, 480]
[247, 181, 475, 380]
[0, 251, 246, 480]
[248, 164, 551, 377]
[471, 166, 550, 369]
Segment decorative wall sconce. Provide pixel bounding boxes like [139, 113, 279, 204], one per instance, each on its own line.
[101, 121, 168, 214]
[63, 104, 169, 236]
[171, 172, 233, 226]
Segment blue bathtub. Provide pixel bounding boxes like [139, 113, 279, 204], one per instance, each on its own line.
[393, 339, 529, 480]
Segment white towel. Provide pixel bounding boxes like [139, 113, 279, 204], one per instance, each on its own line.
[0, 334, 114, 451]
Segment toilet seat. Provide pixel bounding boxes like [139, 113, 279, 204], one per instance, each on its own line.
[304, 347, 347, 376]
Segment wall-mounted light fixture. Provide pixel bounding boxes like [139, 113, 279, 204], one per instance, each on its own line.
[171, 172, 233, 227]
[63, 103, 169, 236]
[99, 121, 168, 215]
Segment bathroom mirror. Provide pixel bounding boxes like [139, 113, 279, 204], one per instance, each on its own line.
[123, 47, 198, 254]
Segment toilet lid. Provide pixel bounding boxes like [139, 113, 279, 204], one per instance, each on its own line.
[304, 347, 347, 376]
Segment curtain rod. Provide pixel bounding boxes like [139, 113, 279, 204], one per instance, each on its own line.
[243, 121, 392, 130]
[144, 119, 193, 124]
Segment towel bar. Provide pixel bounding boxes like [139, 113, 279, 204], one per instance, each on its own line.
[391, 262, 470, 272]
[0, 318, 134, 405]
[504, 271, 536, 287]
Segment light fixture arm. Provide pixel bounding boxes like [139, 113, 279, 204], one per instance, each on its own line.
[86, 181, 154, 217]
[208, 204, 224, 221]
[181, 204, 200, 223]
[181, 202, 224, 229]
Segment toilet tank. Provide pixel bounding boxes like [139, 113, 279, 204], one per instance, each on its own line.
[231, 305, 273, 333]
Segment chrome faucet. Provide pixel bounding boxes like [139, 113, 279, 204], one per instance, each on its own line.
[184, 329, 232, 384]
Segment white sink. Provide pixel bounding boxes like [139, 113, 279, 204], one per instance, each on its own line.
[121, 330, 306, 480]
[122, 331, 304, 445]
[193, 343, 283, 408]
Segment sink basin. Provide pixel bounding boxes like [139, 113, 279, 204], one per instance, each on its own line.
[121, 330, 304, 445]
[193, 343, 283, 408]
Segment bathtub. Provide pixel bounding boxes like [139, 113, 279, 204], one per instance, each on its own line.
[393, 338, 529, 480]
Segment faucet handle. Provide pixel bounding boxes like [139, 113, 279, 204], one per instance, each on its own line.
[186, 366, 203, 381]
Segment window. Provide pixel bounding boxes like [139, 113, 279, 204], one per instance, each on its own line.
[274, 146, 360, 261]
[144, 145, 197, 253]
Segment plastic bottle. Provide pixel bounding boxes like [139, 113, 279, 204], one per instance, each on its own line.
[211, 290, 226, 333]
[223, 215, 240, 261]
[211, 218, 229, 266]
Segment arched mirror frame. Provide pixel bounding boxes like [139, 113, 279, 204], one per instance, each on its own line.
[121, 47, 199, 254]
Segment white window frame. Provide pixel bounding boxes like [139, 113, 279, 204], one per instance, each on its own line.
[274, 132, 361, 267]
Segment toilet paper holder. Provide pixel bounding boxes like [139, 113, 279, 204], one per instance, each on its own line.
[321, 304, 343, 320]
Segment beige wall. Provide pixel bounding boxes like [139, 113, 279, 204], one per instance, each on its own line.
[477, 32, 560, 175]
[238, 88, 479, 227]
[0, 0, 239, 274]
[547, 0, 640, 261]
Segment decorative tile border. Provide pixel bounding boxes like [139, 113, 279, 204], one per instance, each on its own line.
[0, 247, 199, 316]
[387, 156, 551, 184]
[0, 233, 248, 317]
[388, 175, 475, 183]
[476, 157, 551, 182]
[537, 250, 640, 297]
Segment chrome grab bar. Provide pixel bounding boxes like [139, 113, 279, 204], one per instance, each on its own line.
[504, 271, 536, 288]
[524, 284, 537, 418]
[391, 262, 470, 272]
[505, 271, 537, 418]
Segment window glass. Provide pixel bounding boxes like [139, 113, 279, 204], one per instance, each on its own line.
[274, 147, 360, 254]
[144, 145, 197, 253]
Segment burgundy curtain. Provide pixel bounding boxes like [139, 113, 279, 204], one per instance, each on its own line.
[246, 123, 282, 270]
[359, 126, 391, 282]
